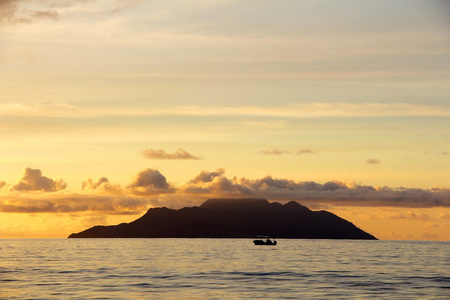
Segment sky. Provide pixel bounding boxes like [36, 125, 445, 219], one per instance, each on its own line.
[1, 0, 449, 240]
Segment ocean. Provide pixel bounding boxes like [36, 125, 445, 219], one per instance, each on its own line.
[1, 239, 449, 299]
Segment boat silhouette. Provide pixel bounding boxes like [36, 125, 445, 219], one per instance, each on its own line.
[253, 236, 277, 245]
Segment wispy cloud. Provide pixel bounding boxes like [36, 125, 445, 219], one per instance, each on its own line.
[0, 0, 60, 24]
[2, 102, 449, 118]
[0, 102, 80, 117]
[297, 148, 316, 155]
[0, 0, 144, 25]
[260, 149, 290, 155]
[161, 103, 450, 118]
[142, 148, 201, 160]
[389, 211, 431, 221]
[366, 158, 381, 164]
[439, 213, 450, 219]
[260, 148, 316, 155]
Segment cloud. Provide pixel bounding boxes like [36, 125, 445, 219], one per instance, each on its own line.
[0, 0, 146, 25]
[389, 211, 431, 221]
[2, 167, 450, 214]
[0, 194, 152, 214]
[366, 158, 381, 164]
[240, 120, 287, 129]
[183, 169, 252, 195]
[183, 171, 351, 196]
[260, 148, 315, 155]
[439, 213, 450, 219]
[0, 0, 60, 24]
[142, 148, 201, 160]
[82, 177, 122, 194]
[31, 10, 59, 21]
[3, 103, 450, 119]
[128, 168, 175, 195]
[12, 168, 66, 192]
[180, 169, 450, 208]
[260, 149, 290, 155]
[155, 103, 450, 118]
[189, 168, 226, 184]
[0, 181, 6, 190]
[0, 102, 80, 118]
[182, 174, 351, 198]
[297, 148, 315, 154]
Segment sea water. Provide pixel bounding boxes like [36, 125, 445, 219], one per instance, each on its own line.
[1, 239, 449, 299]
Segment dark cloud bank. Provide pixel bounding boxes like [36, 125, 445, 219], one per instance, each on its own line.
[1, 167, 449, 214]
[179, 169, 450, 208]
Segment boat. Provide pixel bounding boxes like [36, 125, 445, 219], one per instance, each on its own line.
[253, 236, 277, 245]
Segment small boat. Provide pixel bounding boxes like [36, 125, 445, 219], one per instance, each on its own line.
[253, 236, 277, 245]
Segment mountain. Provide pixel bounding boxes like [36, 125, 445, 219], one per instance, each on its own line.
[68, 198, 377, 239]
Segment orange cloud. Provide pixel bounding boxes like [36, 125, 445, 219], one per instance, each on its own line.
[142, 148, 201, 160]
[12, 168, 66, 192]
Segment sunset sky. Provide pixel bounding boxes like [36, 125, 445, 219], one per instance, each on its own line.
[1, 0, 449, 240]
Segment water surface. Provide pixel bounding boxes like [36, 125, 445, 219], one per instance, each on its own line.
[1, 239, 449, 299]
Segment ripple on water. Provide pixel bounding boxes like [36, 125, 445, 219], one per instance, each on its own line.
[0, 239, 448, 299]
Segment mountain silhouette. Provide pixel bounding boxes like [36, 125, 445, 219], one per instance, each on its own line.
[68, 198, 377, 239]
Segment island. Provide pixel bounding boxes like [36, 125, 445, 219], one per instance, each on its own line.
[68, 198, 377, 239]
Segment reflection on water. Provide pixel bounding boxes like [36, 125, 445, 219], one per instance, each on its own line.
[1, 239, 449, 299]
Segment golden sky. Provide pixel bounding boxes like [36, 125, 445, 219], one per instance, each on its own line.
[1, 0, 449, 240]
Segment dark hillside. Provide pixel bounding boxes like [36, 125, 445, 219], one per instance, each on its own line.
[68, 198, 376, 239]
